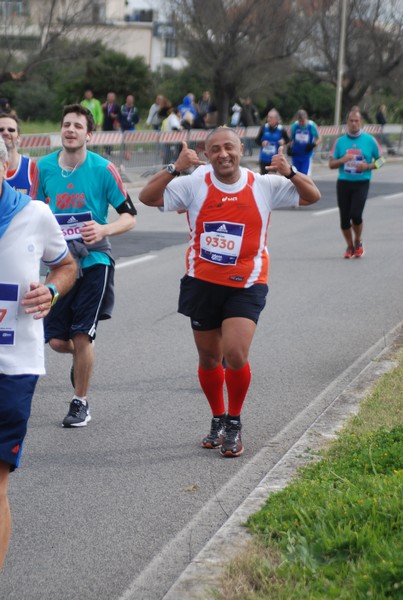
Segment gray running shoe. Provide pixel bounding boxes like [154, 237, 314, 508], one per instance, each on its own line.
[220, 420, 243, 457]
[62, 398, 91, 427]
[202, 416, 226, 448]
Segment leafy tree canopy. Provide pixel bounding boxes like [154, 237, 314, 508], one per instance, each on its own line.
[0, 40, 152, 121]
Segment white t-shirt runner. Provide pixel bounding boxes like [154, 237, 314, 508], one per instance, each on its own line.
[0, 201, 68, 375]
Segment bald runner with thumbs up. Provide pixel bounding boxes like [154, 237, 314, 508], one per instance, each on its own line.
[139, 128, 320, 457]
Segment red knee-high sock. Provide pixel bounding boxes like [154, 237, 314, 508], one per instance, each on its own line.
[225, 362, 251, 417]
[198, 364, 226, 416]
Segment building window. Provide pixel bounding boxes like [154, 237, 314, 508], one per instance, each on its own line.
[165, 38, 177, 58]
[132, 9, 153, 22]
[80, 1, 106, 24]
[92, 2, 106, 24]
[0, 1, 28, 17]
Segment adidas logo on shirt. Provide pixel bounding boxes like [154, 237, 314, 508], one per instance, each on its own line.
[67, 216, 79, 224]
[216, 224, 228, 233]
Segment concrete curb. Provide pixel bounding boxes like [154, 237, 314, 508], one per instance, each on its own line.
[163, 324, 403, 599]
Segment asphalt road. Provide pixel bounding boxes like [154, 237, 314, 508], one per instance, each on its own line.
[2, 162, 402, 599]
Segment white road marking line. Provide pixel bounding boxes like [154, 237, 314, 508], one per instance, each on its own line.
[313, 191, 403, 217]
[116, 254, 156, 269]
[313, 208, 338, 216]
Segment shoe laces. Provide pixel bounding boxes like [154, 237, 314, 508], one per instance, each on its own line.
[209, 417, 225, 436]
[225, 420, 241, 442]
[69, 398, 84, 416]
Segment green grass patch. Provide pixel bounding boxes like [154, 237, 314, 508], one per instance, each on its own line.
[19, 119, 151, 134]
[20, 120, 60, 134]
[216, 352, 403, 600]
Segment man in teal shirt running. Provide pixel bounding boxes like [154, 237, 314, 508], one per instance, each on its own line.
[32, 104, 137, 427]
[329, 110, 383, 258]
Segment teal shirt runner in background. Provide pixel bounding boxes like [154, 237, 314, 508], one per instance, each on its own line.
[34, 151, 127, 268]
[331, 132, 381, 181]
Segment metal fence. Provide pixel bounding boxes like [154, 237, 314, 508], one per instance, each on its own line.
[19, 124, 403, 176]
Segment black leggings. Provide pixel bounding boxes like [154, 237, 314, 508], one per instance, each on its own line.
[336, 179, 370, 230]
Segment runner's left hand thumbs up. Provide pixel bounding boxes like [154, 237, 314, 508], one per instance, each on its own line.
[266, 144, 289, 175]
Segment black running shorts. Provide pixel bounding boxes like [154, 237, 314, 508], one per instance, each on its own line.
[178, 275, 268, 331]
[44, 264, 111, 342]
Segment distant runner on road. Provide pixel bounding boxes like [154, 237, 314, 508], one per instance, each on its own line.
[329, 109, 384, 259]
[0, 112, 37, 196]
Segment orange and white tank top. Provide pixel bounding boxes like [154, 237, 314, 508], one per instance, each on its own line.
[185, 171, 271, 288]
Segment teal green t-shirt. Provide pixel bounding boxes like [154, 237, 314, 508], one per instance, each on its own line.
[331, 132, 381, 181]
[34, 151, 127, 268]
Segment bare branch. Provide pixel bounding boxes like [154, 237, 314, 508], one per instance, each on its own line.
[0, 0, 98, 84]
[302, 0, 403, 109]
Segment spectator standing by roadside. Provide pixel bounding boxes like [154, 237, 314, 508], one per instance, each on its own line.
[375, 104, 387, 127]
[146, 95, 166, 130]
[31, 104, 137, 428]
[102, 92, 120, 132]
[0, 112, 37, 195]
[197, 91, 213, 120]
[80, 90, 103, 131]
[230, 100, 243, 127]
[139, 129, 320, 457]
[289, 109, 321, 175]
[181, 110, 195, 130]
[255, 109, 290, 175]
[160, 104, 181, 133]
[119, 94, 140, 132]
[375, 104, 395, 155]
[102, 92, 120, 155]
[197, 90, 217, 129]
[0, 136, 76, 569]
[329, 109, 383, 259]
[178, 94, 198, 121]
[160, 103, 182, 165]
[240, 96, 260, 128]
[240, 96, 260, 156]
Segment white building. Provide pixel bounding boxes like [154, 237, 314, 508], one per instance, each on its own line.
[0, 0, 187, 72]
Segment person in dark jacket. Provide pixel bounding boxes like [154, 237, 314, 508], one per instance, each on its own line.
[376, 104, 395, 155]
[102, 92, 120, 132]
[101, 92, 121, 155]
[240, 96, 260, 156]
[119, 94, 140, 132]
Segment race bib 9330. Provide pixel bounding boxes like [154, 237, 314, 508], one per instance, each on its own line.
[200, 221, 245, 265]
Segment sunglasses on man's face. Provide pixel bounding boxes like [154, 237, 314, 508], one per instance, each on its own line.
[0, 127, 16, 133]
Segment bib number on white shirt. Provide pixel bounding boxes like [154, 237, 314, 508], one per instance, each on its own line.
[262, 143, 276, 156]
[295, 131, 310, 144]
[345, 151, 364, 174]
[0, 283, 19, 346]
[200, 222, 245, 265]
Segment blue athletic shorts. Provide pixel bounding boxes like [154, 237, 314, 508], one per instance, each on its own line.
[292, 155, 312, 175]
[45, 264, 111, 342]
[178, 275, 268, 331]
[0, 374, 39, 471]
